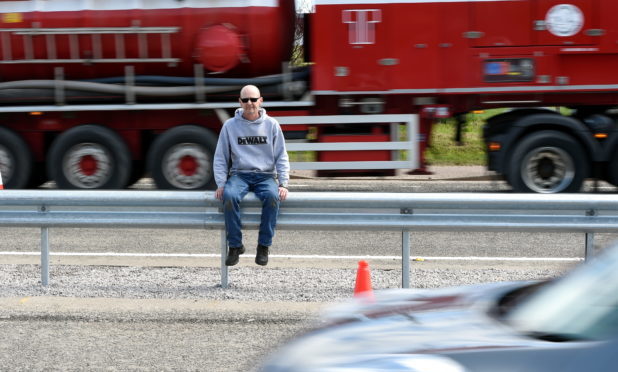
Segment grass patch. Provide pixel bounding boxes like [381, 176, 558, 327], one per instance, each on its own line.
[426, 110, 504, 165]
[288, 151, 315, 162]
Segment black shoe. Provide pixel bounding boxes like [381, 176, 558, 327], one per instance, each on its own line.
[255, 244, 269, 266]
[225, 245, 245, 266]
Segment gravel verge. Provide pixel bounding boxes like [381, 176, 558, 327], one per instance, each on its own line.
[1, 263, 570, 302]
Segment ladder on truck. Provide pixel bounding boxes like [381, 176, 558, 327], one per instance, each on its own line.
[0, 25, 180, 64]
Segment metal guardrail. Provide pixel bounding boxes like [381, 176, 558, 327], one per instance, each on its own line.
[1, 190, 618, 287]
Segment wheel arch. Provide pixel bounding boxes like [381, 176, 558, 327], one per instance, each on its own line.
[497, 113, 600, 178]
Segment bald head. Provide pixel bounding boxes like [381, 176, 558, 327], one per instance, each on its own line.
[239, 85, 263, 121]
[240, 85, 261, 99]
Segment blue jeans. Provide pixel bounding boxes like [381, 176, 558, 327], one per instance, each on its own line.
[222, 173, 280, 248]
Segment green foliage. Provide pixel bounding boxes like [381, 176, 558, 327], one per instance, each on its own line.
[288, 151, 315, 162]
[425, 110, 503, 165]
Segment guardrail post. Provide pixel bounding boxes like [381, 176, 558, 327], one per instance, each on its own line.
[402, 230, 410, 288]
[41, 227, 49, 286]
[585, 209, 596, 260]
[218, 202, 229, 288]
[220, 229, 228, 288]
[39, 203, 50, 286]
[401, 208, 412, 288]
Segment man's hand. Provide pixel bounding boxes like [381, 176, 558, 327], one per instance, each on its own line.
[215, 187, 224, 201]
[279, 186, 288, 201]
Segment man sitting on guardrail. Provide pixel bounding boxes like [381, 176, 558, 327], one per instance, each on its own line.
[214, 85, 290, 267]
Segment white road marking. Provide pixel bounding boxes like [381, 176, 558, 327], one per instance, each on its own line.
[0, 251, 583, 261]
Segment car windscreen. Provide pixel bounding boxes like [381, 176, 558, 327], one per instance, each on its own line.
[504, 244, 618, 341]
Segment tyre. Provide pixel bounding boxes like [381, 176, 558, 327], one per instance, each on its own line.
[0, 127, 32, 189]
[508, 130, 588, 193]
[147, 125, 218, 190]
[47, 125, 132, 189]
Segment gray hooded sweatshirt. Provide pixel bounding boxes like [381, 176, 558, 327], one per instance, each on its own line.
[213, 108, 290, 188]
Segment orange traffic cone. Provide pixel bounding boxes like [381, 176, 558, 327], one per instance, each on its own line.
[0, 171, 4, 190]
[353, 260, 374, 301]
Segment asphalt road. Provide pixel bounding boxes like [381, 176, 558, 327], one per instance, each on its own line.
[2, 171, 618, 371]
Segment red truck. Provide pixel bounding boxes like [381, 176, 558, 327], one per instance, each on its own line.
[0, 0, 616, 193]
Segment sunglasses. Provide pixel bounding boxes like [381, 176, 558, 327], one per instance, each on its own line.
[240, 97, 260, 103]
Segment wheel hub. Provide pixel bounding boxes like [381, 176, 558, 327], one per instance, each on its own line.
[163, 143, 211, 189]
[178, 155, 198, 177]
[63, 143, 112, 188]
[79, 155, 98, 176]
[523, 147, 573, 193]
[536, 156, 557, 180]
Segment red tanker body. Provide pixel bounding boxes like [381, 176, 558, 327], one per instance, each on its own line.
[309, 0, 618, 192]
[0, 0, 295, 80]
[311, 0, 618, 109]
[0, 0, 304, 190]
[1, 0, 618, 193]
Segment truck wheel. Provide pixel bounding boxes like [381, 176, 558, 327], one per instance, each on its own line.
[508, 130, 588, 193]
[0, 127, 32, 189]
[47, 125, 132, 189]
[147, 125, 218, 190]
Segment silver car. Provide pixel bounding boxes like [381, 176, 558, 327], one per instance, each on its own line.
[261, 244, 618, 371]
